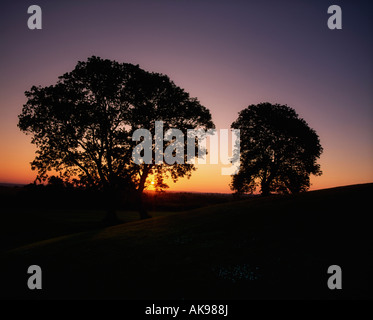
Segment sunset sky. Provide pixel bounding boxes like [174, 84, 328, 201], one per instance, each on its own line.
[0, 0, 372, 193]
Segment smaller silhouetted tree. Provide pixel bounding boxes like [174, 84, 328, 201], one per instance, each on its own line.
[231, 103, 323, 196]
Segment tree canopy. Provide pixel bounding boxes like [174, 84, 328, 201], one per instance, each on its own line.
[18, 56, 214, 218]
[230, 103, 322, 195]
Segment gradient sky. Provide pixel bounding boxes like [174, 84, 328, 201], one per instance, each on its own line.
[0, 0, 372, 193]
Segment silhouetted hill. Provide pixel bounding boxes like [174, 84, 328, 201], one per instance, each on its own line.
[1, 183, 372, 299]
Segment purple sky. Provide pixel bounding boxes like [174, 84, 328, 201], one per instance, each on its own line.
[0, 0, 372, 191]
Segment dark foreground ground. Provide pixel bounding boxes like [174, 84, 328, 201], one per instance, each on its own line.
[1, 183, 372, 299]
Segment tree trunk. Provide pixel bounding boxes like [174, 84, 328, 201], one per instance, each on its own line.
[102, 187, 121, 225]
[136, 191, 151, 219]
[261, 180, 271, 196]
[136, 165, 152, 219]
[261, 167, 274, 196]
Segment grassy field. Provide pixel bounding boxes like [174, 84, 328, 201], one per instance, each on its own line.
[0, 207, 178, 252]
[1, 183, 372, 299]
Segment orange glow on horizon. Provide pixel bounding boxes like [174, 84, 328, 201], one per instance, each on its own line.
[1, 142, 372, 193]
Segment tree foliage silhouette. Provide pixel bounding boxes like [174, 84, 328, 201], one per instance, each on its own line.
[18, 56, 214, 221]
[231, 103, 322, 195]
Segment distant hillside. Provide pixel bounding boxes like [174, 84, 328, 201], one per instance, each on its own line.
[1, 183, 372, 299]
[0, 183, 26, 187]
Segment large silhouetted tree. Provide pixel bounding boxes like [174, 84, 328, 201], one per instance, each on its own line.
[231, 103, 322, 196]
[18, 56, 214, 221]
